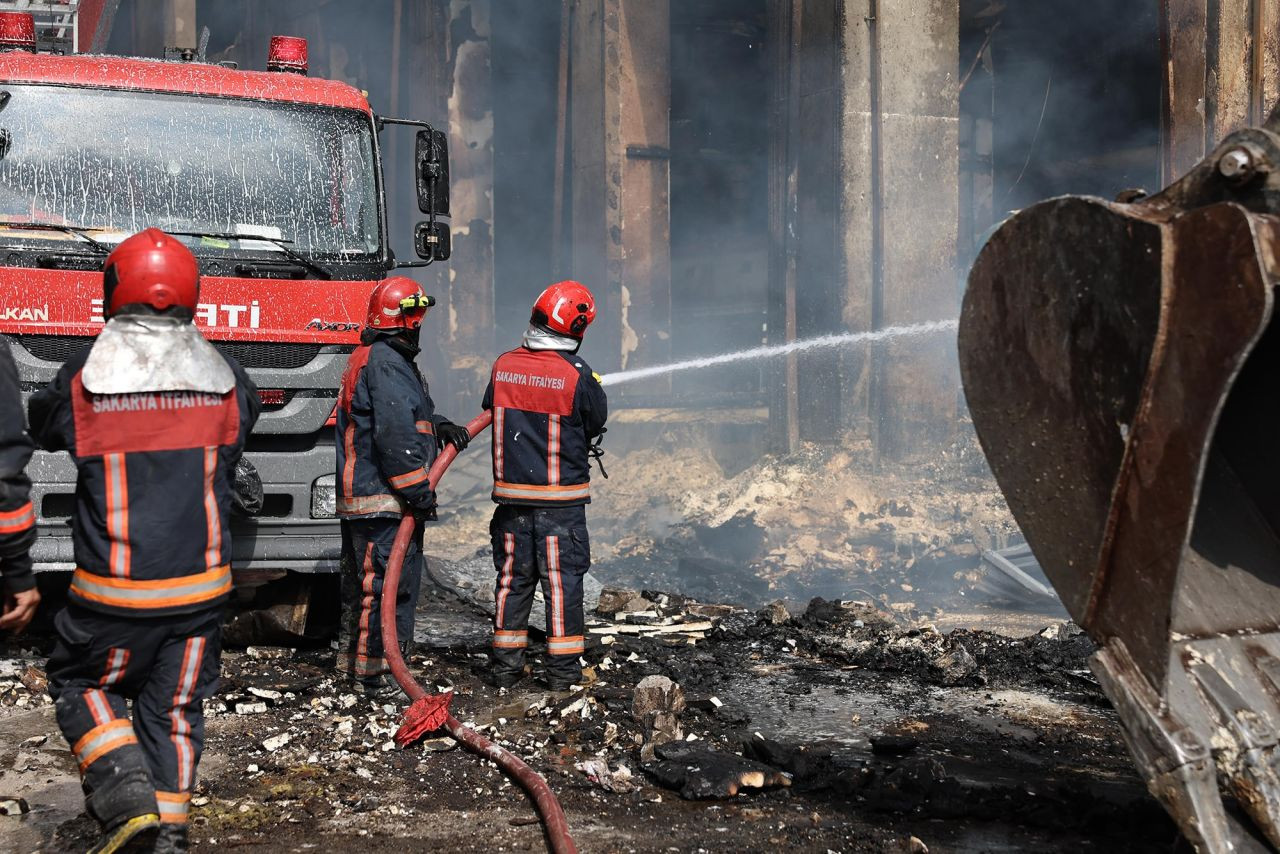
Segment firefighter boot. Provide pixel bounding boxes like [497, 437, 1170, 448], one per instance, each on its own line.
[543, 670, 589, 692]
[84, 762, 160, 853]
[488, 663, 527, 690]
[152, 822, 189, 854]
[87, 812, 161, 854]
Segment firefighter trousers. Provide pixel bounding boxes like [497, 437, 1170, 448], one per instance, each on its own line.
[46, 604, 222, 831]
[338, 517, 424, 683]
[490, 504, 590, 683]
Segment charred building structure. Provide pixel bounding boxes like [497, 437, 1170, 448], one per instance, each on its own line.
[102, 0, 1274, 460]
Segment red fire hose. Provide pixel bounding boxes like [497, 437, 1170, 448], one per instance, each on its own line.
[378, 410, 578, 854]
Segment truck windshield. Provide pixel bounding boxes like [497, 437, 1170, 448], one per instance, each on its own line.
[0, 83, 380, 260]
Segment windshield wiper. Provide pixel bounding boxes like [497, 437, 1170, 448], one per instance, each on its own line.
[164, 230, 333, 280]
[0, 220, 111, 255]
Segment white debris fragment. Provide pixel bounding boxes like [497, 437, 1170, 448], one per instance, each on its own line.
[246, 646, 294, 660]
[247, 764, 259, 773]
[421, 736, 457, 753]
[262, 733, 292, 751]
[235, 702, 268, 715]
[0, 797, 29, 816]
[249, 687, 283, 701]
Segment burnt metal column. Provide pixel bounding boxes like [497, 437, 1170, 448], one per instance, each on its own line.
[617, 1, 671, 388]
[842, 0, 960, 463]
[569, 0, 671, 378]
[445, 0, 497, 412]
[1162, 0, 1280, 183]
[163, 0, 196, 49]
[766, 0, 843, 449]
[767, 0, 802, 453]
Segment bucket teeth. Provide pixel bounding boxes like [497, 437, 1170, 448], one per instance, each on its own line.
[1094, 639, 1280, 853]
[1190, 660, 1280, 849]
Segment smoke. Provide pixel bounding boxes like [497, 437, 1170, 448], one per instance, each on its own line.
[99, 1, 1168, 613]
[973, 0, 1161, 224]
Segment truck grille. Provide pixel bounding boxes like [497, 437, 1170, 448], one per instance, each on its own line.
[14, 335, 88, 363]
[211, 341, 324, 370]
[14, 335, 329, 370]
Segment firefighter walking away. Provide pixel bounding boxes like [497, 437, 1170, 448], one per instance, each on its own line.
[484, 281, 608, 690]
[28, 229, 261, 854]
[334, 278, 470, 699]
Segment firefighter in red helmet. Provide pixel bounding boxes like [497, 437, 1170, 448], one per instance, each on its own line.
[334, 277, 470, 698]
[28, 228, 261, 854]
[483, 281, 608, 690]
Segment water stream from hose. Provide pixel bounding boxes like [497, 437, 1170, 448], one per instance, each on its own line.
[598, 319, 959, 387]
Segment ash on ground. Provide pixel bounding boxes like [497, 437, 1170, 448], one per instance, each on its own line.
[1, 580, 1178, 853]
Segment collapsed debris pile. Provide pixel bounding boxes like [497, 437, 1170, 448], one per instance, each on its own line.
[435, 430, 1024, 611]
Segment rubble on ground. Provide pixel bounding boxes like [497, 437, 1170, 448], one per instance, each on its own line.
[433, 434, 1032, 614]
[0, 577, 1181, 852]
[0, 653, 52, 708]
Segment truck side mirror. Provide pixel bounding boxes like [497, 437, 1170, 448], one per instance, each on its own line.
[415, 128, 450, 216]
[415, 220, 451, 262]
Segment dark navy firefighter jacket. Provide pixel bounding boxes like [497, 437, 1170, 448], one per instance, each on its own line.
[482, 347, 608, 507]
[335, 336, 444, 519]
[0, 344, 36, 593]
[28, 347, 260, 617]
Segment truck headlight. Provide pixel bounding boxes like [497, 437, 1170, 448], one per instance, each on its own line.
[311, 474, 337, 519]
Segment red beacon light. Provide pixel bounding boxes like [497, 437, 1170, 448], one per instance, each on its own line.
[0, 12, 36, 53]
[267, 35, 308, 75]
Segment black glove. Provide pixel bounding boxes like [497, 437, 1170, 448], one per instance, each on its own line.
[436, 421, 471, 452]
[231, 457, 264, 515]
[410, 490, 438, 522]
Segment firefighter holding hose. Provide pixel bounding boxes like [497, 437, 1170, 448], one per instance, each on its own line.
[484, 281, 607, 690]
[28, 229, 261, 854]
[334, 278, 470, 699]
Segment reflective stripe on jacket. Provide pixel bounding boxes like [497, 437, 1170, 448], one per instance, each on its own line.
[27, 347, 260, 617]
[482, 347, 607, 508]
[334, 337, 440, 519]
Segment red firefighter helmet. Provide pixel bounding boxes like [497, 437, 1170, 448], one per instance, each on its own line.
[102, 228, 199, 317]
[531, 280, 596, 340]
[365, 277, 435, 331]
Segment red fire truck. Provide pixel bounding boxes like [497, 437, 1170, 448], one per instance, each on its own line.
[0, 11, 450, 624]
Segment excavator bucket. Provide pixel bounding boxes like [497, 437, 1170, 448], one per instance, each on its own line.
[961, 116, 1280, 853]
